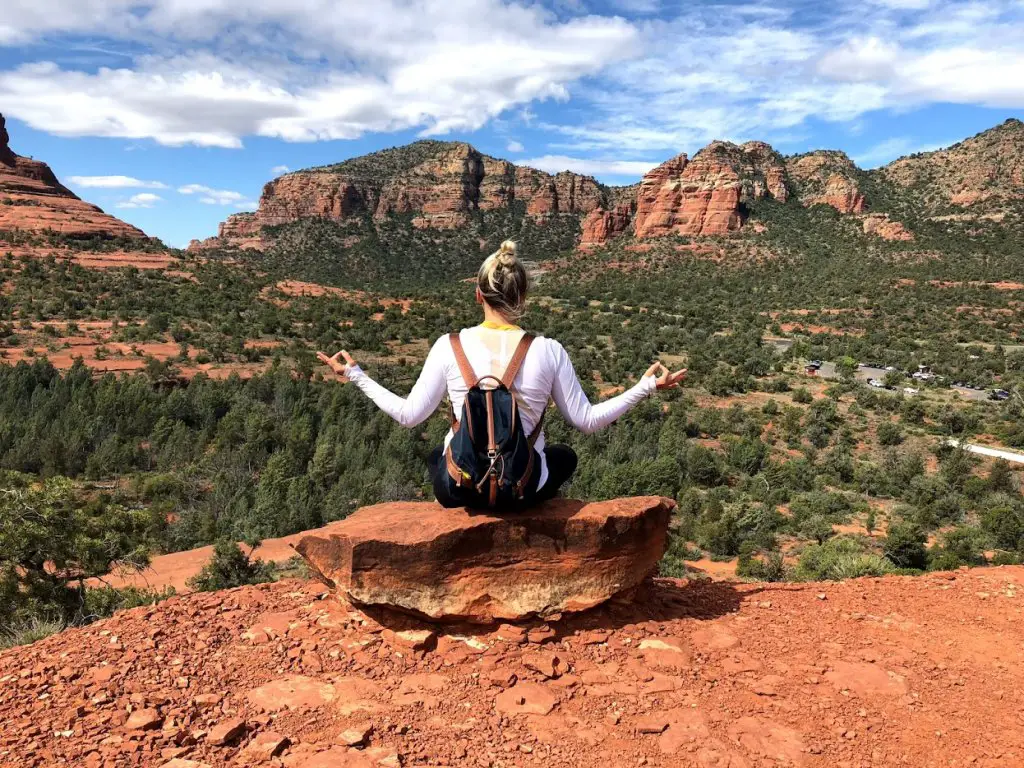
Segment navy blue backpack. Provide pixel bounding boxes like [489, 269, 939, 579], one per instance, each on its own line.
[443, 332, 543, 508]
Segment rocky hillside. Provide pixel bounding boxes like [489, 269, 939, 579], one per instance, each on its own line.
[193, 141, 612, 251]
[195, 119, 1022, 279]
[1, 566, 1021, 767]
[0, 114, 148, 241]
[882, 118, 1024, 211]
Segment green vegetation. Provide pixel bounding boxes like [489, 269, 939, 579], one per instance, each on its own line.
[186, 541, 275, 592]
[2, 136, 1023, 642]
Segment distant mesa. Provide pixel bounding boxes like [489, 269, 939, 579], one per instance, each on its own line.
[0, 113, 149, 241]
[295, 496, 674, 624]
[191, 141, 609, 252]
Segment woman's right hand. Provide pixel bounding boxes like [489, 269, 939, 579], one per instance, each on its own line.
[317, 349, 357, 381]
[644, 361, 687, 390]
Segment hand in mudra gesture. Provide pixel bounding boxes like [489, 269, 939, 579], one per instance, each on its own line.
[644, 361, 687, 390]
[317, 349, 356, 381]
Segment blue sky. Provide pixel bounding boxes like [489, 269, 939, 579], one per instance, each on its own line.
[1, 0, 1022, 247]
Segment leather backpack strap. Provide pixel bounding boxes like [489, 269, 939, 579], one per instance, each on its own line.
[500, 333, 535, 389]
[528, 405, 546, 448]
[449, 332, 477, 389]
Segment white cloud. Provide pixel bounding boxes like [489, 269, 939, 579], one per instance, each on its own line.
[116, 192, 162, 208]
[68, 175, 167, 189]
[271, 164, 290, 174]
[178, 183, 249, 205]
[0, 0, 638, 147]
[539, 0, 1024, 154]
[506, 140, 524, 153]
[0, 0, 1022, 159]
[853, 136, 951, 168]
[522, 154, 657, 178]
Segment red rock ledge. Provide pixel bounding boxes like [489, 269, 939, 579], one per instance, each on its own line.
[295, 496, 674, 623]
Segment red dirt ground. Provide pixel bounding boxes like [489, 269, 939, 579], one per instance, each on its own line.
[2, 567, 1023, 767]
[263, 281, 412, 315]
[0, 245, 178, 270]
[94, 535, 310, 593]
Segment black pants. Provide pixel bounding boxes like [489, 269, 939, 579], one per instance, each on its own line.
[428, 444, 578, 509]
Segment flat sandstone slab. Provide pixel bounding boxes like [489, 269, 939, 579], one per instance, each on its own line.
[295, 496, 674, 623]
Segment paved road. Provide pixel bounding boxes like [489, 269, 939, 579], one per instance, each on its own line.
[946, 439, 1024, 465]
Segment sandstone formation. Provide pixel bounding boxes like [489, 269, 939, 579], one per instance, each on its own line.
[882, 118, 1024, 209]
[632, 141, 789, 239]
[295, 496, 674, 623]
[0, 113, 147, 240]
[579, 202, 634, 248]
[786, 151, 867, 214]
[202, 141, 609, 249]
[861, 213, 914, 241]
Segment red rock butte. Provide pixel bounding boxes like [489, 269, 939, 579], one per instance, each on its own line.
[295, 497, 674, 624]
[0, 113, 148, 240]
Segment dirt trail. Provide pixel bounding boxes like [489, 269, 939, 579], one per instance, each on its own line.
[3, 567, 1023, 767]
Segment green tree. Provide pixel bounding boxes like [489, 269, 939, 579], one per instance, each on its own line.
[186, 541, 274, 592]
[0, 475, 153, 628]
[883, 522, 928, 570]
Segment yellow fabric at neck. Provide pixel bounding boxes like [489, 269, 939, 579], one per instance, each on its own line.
[479, 320, 522, 331]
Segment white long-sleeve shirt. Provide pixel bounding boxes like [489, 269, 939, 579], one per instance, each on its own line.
[346, 326, 657, 489]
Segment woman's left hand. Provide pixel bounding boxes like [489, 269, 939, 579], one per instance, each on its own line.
[317, 349, 356, 381]
[644, 361, 687, 390]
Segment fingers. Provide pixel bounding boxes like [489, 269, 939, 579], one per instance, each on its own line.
[341, 350, 356, 367]
[316, 351, 331, 364]
[644, 362, 661, 378]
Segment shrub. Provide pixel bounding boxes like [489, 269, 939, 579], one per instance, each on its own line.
[927, 526, 986, 571]
[876, 421, 903, 446]
[0, 616, 65, 650]
[794, 537, 894, 581]
[883, 522, 928, 570]
[697, 512, 741, 558]
[658, 534, 704, 578]
[82, 586, 176, 621]
[792, 387, 812, 404]
[737, 550, 787, 582]
[980, 504, 1024, 551]
[187, 541, 274, 592]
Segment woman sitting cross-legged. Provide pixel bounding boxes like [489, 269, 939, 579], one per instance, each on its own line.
[318, 239, 685, 510]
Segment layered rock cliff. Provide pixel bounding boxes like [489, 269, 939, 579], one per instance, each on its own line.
[200, 141, 609, 250]
[0, 114, 147, 240]
[786, 150, 867, 214]
[199, 120, 1024, 254]
[631, 141, 789, 239]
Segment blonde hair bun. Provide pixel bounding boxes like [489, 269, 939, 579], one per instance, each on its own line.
[478, 238, 528, 320]
[495, 239, 518, 266]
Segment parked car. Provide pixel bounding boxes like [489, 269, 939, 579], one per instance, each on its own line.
[989, 389, 1011, 401]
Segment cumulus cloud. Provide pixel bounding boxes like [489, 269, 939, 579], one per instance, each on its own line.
[0, 0, 1021, 158]
[0, 0, 637, 147]
[852, 136, 951, 168]
[68, 175, 167, 189]
[177, 183, 250, 205]
[543, 0, 1024, 154]
[116, 192, 162, 208]
[506, 140, 525, 153]
[522, 154, 657, 178]
[271, 165, 290, 174]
